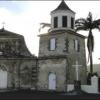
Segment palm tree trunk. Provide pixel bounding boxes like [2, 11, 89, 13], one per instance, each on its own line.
[87, 29, 94, 75]
[90, 52, 93, 74]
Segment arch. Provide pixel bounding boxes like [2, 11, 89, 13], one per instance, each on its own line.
[48, 73, 56, 90]
[0, 64, 7, 71]
[0, 64, 7, 88]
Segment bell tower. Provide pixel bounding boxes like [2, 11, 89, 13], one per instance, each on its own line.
[37, 0, 87, 91]
[50, 0, 75, 31]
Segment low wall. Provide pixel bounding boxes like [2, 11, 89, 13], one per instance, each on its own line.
[82, 85, 98, 93]
[67, 76, 99, 94]
[67, 84, 98, 93]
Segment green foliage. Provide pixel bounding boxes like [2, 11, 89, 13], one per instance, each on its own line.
[75, 12, 100, 74]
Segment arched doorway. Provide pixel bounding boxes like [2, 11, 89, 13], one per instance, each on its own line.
[0, 65, 7, 88]
[48, 73, 56, 90]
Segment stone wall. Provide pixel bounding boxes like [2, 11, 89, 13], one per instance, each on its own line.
[37, 57, 67, 91]
[38, 31, 87, 85]
[0, 57, 37, 89]
[39, 32, 86, 58]
[19, 58, 37, 89]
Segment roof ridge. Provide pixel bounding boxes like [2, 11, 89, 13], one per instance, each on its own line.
[0, 28, 23, 37]
[51, 0, 75, 13]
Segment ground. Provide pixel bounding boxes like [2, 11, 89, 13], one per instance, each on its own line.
[0, 89, 100, 100]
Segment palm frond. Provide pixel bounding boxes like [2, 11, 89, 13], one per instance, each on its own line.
[98, 26, 100, 31]
[92, 19, 100, 29]
[75, 18, 90, 31]
[75, 22, 86, 26]
[87, 12, 92, 23]
[75, 12, 100, 74]
[75, 18, 87, 24]
[40, 23, 51, 29]
[39, 23, 51, 32]
[75, 24, 84, 27]
[75, 26, 88, 32]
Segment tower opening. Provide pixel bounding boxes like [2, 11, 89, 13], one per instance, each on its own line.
[54, 17, 58, 28]
[62, 16, 67, 27]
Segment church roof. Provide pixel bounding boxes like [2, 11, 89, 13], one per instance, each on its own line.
[51, 0, 75, 13]
[0, 28, 36, 58]
[0, 28, 23, 38]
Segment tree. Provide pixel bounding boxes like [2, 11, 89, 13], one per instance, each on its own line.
[75, 12, 100, 75]
[38, 23, 51, 32]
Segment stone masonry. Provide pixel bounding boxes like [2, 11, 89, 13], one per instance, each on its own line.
[37, 30, 87, 91]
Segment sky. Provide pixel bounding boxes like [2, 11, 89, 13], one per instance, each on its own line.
[0, 0, 100, 65]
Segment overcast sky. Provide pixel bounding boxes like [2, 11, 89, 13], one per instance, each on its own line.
[0, 1, 100, 64]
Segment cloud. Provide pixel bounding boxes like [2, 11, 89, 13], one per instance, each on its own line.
[0, 6, 38, 55]
[0, 1, 100, 63]
[0, 1, 28, 14]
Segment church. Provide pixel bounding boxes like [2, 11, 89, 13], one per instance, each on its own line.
[37, 0, 87, 91]
[0, 0, 87, 92]
[0, 28, 37, 89]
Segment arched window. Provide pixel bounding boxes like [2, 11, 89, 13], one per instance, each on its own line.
[0, 64, 7, 88]
[0, 42, 5, 55]
[0, 64, 7, 71]
[48, 73, 56, 90]
[49, 38, 56, 51]
[74, 39, 80, 52]
[54, 17, 58, 28]
[71, 17, 74, 29]
[62, 16, 67, 27]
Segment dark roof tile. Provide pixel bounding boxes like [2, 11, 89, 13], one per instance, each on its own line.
[0, 28, 23, 38]
[0, 28, 36, 58]
[51, 0, 75, 13]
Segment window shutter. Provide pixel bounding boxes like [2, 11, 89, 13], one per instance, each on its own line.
[74, 39, 80, 52]
[78, 42, 80, 52]
[65, 39, 69, 52]
[48, 39, 50, 50]
[71, 17, 74, 29]
[62, 16, 67, 27]
[55, 38, 57, 49]
[74, 39, 79, 52]
[74, 40, 75, 49]
[54, 17, 58, 28]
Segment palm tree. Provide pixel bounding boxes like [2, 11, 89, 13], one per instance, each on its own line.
[75, 12, 100, 75]
[39, 23, 51, 32]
